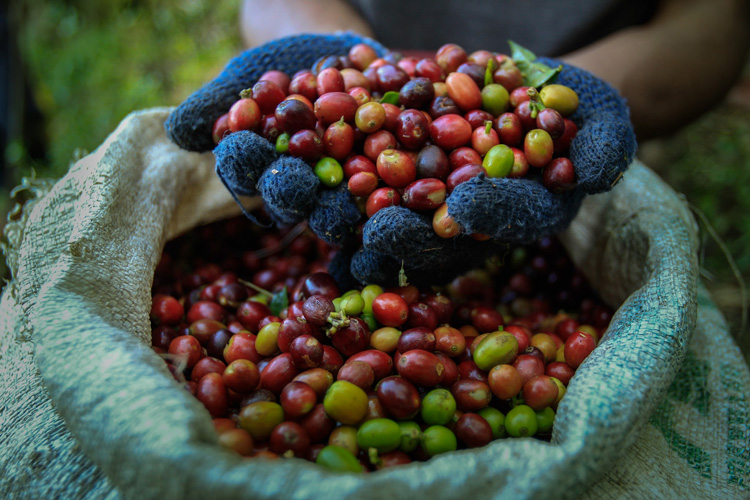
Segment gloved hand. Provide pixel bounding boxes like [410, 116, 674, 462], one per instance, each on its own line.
[165, 32, 382, 251]
[165, 34, 637, 288]
[350, 57, 637, 286]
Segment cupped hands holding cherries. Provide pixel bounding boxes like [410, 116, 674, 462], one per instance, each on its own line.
[167, 31, 635, 289]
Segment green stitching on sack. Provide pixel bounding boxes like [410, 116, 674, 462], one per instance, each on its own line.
[650, 350, 713, 478]
[719, 363, 749, 487]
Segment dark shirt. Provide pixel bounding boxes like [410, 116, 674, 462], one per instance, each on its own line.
[347, 0, 657, 56]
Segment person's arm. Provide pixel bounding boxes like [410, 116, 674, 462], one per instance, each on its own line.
[240, 0, 373, 49]
[561, 0, 750, 140]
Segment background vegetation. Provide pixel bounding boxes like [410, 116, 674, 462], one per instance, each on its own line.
[5, 0, 749, 360]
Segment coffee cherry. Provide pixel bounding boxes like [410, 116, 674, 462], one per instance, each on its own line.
[227, 97, 261, 133]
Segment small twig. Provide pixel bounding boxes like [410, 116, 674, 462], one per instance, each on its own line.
[246, 221, 309, 260]
[689, 201, 748, 337]
[237, 278, 274, 298]
[611, 171, 624, 188]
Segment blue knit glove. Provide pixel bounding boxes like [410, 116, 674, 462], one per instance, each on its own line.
[165, 32, 384, 249]
[350, 58, 637, 286]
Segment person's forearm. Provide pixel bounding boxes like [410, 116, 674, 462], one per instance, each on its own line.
[240, 0, 374, 48]
[561, 0, 750, 140]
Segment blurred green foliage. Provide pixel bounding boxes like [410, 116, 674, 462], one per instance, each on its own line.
[14, 0, 242, 177]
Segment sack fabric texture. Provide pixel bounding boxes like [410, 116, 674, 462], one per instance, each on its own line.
[167, 33, 636, 287]
[1, 108, 749, 500]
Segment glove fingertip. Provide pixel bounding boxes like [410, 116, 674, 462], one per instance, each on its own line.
[350, 249, 401, 287]
[570, 114, 637, 194]
[308, 184, 362, 246]
[214, 131, 278, 197]
[257, 156, 319, 226]
[363, 206, 441, 258]
[447, 176, 584, 244]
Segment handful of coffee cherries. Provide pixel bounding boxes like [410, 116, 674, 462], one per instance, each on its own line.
[213, 41, 581, 240]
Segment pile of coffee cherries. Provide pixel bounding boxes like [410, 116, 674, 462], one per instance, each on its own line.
[212, 42, 580, 239]
[150, 215, 612, 472]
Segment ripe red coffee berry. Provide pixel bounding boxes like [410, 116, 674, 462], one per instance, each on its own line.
[349, 42, 378, 70]
[416, 58, 445, 82]
[347, 349, 394, 380]
[546, 361, 575, 386]
[372, 292, 409, 327]
[275, 98, 316, 134]
[494, 112, 523, 146]
[168, 335, 204, 369]
[196, 372, 229, 418]
[553, 118, 578, 154]
[376, 64, 410, 92]
[259, 70, 291, 93]
[397, 326, 437, 352]
[451, 379, 492, 411]
[151, 294, 184, 326]
[429, 114, 472, 151]
[186, 300, 226, 325]
[564, 331, 597, 369]
[223, 359, 261, 393]
[542, 157, 577, 193]
[445, 72, 482, 112]
[343, 155, 377, 178]
[536, 108, 565, 139]
[402, 178, 446, 211]
[376, 149, 417, 188]
[435, 43, 468, 74]
[235, 300, 271, 333]
[323, 120, 355, 161]
[337, 360, 375, 391]
[269, 421, 310, 458]
[376, 375, 421, 420]
[448, 147, 483, 170]
[348, 171, 379, 197]
[522, 375, 559, 411]
[280, 381, 318, 418]
[223, 332, 263, 364]
[446, 163, 486, 193]
[212, 113, 230, 145]
[512, 354, 546, 385]
[454, 413, 493, 448]
[260, 353, 299, 394]
[191, 356, 226, 383]
[251, 80, 286, 115]
[289, 334, 324, 370]
[509, 147, 529, 178]
[227, 97, 261, 133]
[395, 109, 430, 150]
[314, 92, 358, 125]
[316, 67, 345, 95]
[288, 129, 325, 162]
[364, 129, 398, 162]
[396, 349, 445, 387]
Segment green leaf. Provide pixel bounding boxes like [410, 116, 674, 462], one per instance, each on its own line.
[508, 40, 562, 89]
[380, 91, 401, 105]
[269, 286, 289, 317]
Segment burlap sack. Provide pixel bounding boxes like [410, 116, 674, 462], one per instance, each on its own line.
[1, 108, 748, 499]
